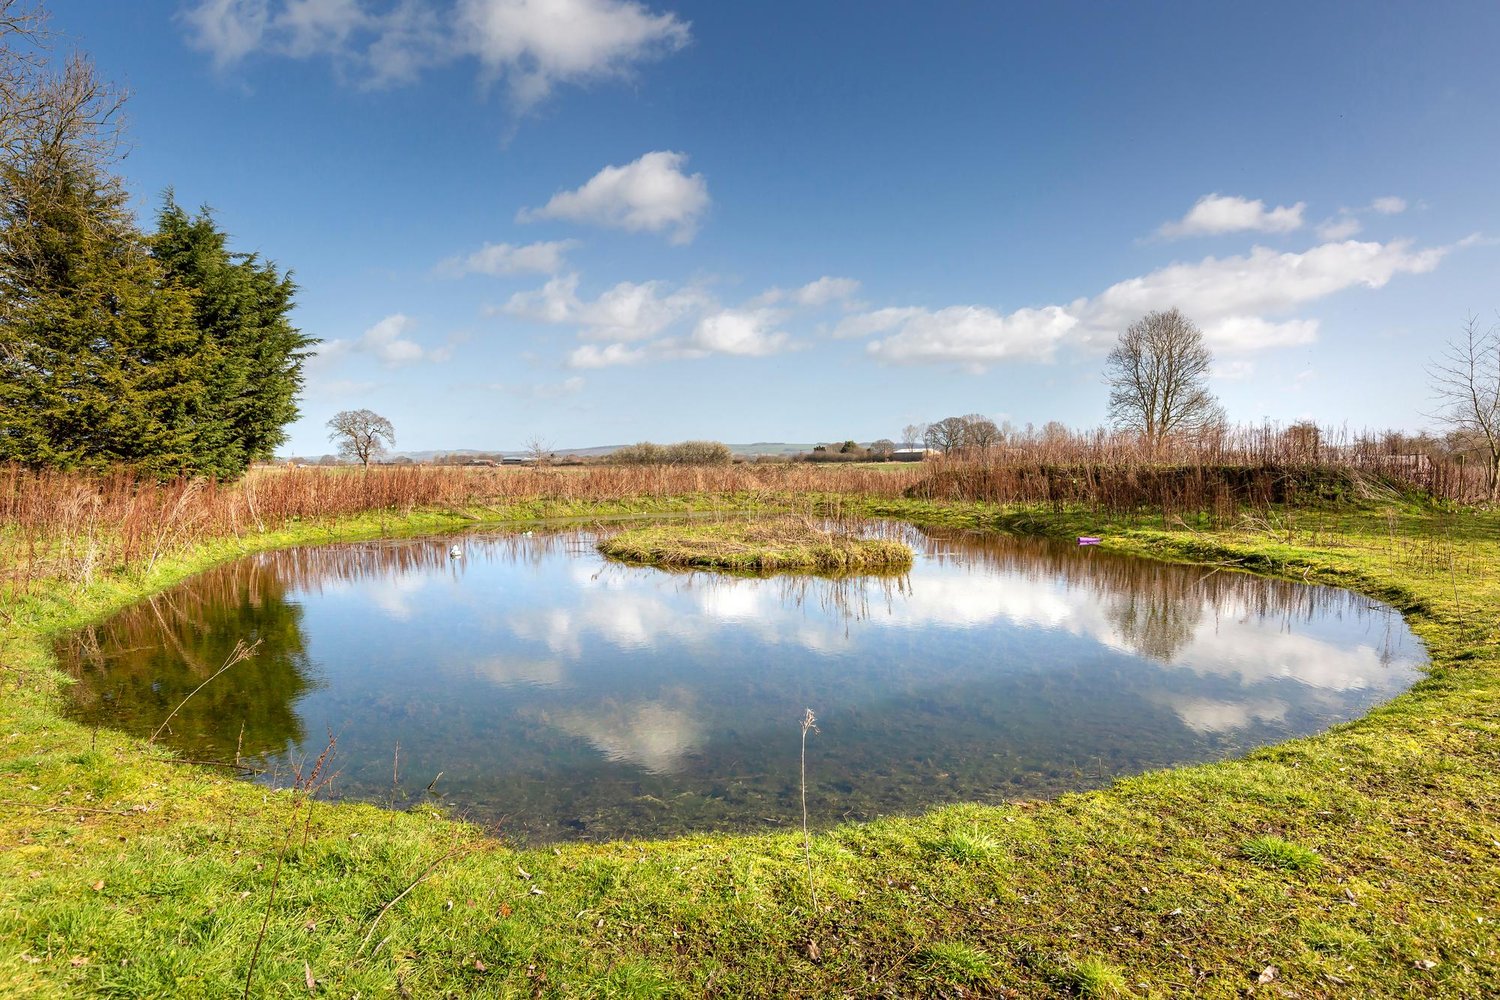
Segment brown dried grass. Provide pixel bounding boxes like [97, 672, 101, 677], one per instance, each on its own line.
[0, 422, 1477, 593]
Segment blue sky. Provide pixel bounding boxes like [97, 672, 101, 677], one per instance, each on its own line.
[58, 1, 1500, 454]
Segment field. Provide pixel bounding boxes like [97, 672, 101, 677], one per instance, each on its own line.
[0, 464, 1497, 997]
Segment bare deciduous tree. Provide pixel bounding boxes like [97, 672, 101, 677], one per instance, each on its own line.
[1429, 315, 1500, 499]
[2, 0, 128, 187]
[0, 0, 48, 161]
[2, 6, 130, 304]
[524, 435, 553, 465]
[900, 422, 927, 450]
[921, 414, 1001, 458]
[961, 413, 1001, 458]
[1105, 308, 1224, 449]
[923, 416, 968, 455]
[327, 409, 394, 467]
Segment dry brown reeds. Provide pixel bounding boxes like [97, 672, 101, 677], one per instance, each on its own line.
[0, 463, 920, 592]
[0, 422, 1481, 594]
[905, 423, 1482, 517]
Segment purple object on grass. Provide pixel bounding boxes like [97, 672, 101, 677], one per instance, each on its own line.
[1077, 536, 1101, 546]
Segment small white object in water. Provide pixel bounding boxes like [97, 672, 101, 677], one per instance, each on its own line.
[449, 545, 463, 558]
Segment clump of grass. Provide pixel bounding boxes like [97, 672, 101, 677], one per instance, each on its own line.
[917, 940, 993, 986]
[925, 830, 1002, 865]
[1047, 955, 1134, 998]
[1242, 834, 1324, 873]
[597, 516, 913, 574]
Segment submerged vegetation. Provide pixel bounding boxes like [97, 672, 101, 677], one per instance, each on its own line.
[597, 516, 913, 573]
[0, 464, 1496, 995]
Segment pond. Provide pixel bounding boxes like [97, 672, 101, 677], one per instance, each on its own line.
[60, 521, 1425, 844]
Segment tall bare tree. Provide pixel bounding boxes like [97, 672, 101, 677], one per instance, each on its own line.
[961, 413, 1001, 458]
[1429, 316, 1500, 499]
[900, 422, 927, 450]
[327, 409, 394, 467]
[1104, 308, 1224, 450]
[923, 416, 969, 455]
[524, 434, 553, 465]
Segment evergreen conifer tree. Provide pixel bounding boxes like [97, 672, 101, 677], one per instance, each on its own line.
[152, 196, 313, 477]
[0, 58, 208, 475]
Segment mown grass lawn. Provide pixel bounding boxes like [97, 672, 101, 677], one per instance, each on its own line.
[0, 496, 1496, 997]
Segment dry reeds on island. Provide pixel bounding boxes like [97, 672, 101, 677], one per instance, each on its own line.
[597, 516, 915, 573]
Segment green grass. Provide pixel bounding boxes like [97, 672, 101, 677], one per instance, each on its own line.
[917, 940, 994, 986]
[1, 494, 1498, 996]
[1243, 835, 1324, 873]
[1046, 955, 1134, 998]
[596, 515, 914, 573]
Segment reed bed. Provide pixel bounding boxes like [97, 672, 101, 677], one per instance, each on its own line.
[0, 463, 919, 592]
[0, 422, 1480, 593]
[905, 423, 1483, 515]
[597, 516, 915, 573]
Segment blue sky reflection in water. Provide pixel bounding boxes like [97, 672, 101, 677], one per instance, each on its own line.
[61, 525, 1425, 844]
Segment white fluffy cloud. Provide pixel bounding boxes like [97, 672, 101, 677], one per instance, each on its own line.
[751, 276, 861, 308]
[181, 0, 271, 68]
[457, 0, 690, 107]
[179, 0, 689, 106]
[317, 313, 454, 369]
[1158, 193, 1305, 238]
[688, 308, 789, 357]
[1077, 239, 1445, 343]
[359, 313, 451, 366]
[436, 239, 577, 277]
[840, 236, 1451, 369]
[791, 276, 861, 307]
[1314, 195, 1408, 241]
[503, 273, 710, 341]
[278, 0, 367, 57]
[567, 342, 650, 368]
[1316, 216, 1362, 240]
[861, 306, 1078, 369]
[518, 151, 710, 244]
[1198, 316, 1319, 353]
[500, 270, 842, 366]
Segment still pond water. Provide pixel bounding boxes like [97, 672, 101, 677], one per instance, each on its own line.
[61, 522, 1424, 844]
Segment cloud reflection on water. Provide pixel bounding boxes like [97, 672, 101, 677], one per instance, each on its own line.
[58, 523, 1426, 841]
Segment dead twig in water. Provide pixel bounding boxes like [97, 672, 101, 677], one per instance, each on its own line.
[150, 639, 260, 745]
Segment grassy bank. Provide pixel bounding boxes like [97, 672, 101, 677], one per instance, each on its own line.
[1, 494, 1497, 997]
[597, 516, 914, 573]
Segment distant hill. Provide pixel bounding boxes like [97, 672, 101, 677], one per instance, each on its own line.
[279, 442, 826, 463]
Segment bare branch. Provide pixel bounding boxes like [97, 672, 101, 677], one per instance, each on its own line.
[1427, 316, 1500, 499]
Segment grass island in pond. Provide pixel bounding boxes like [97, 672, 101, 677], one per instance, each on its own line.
[596, 516, 914, 573]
